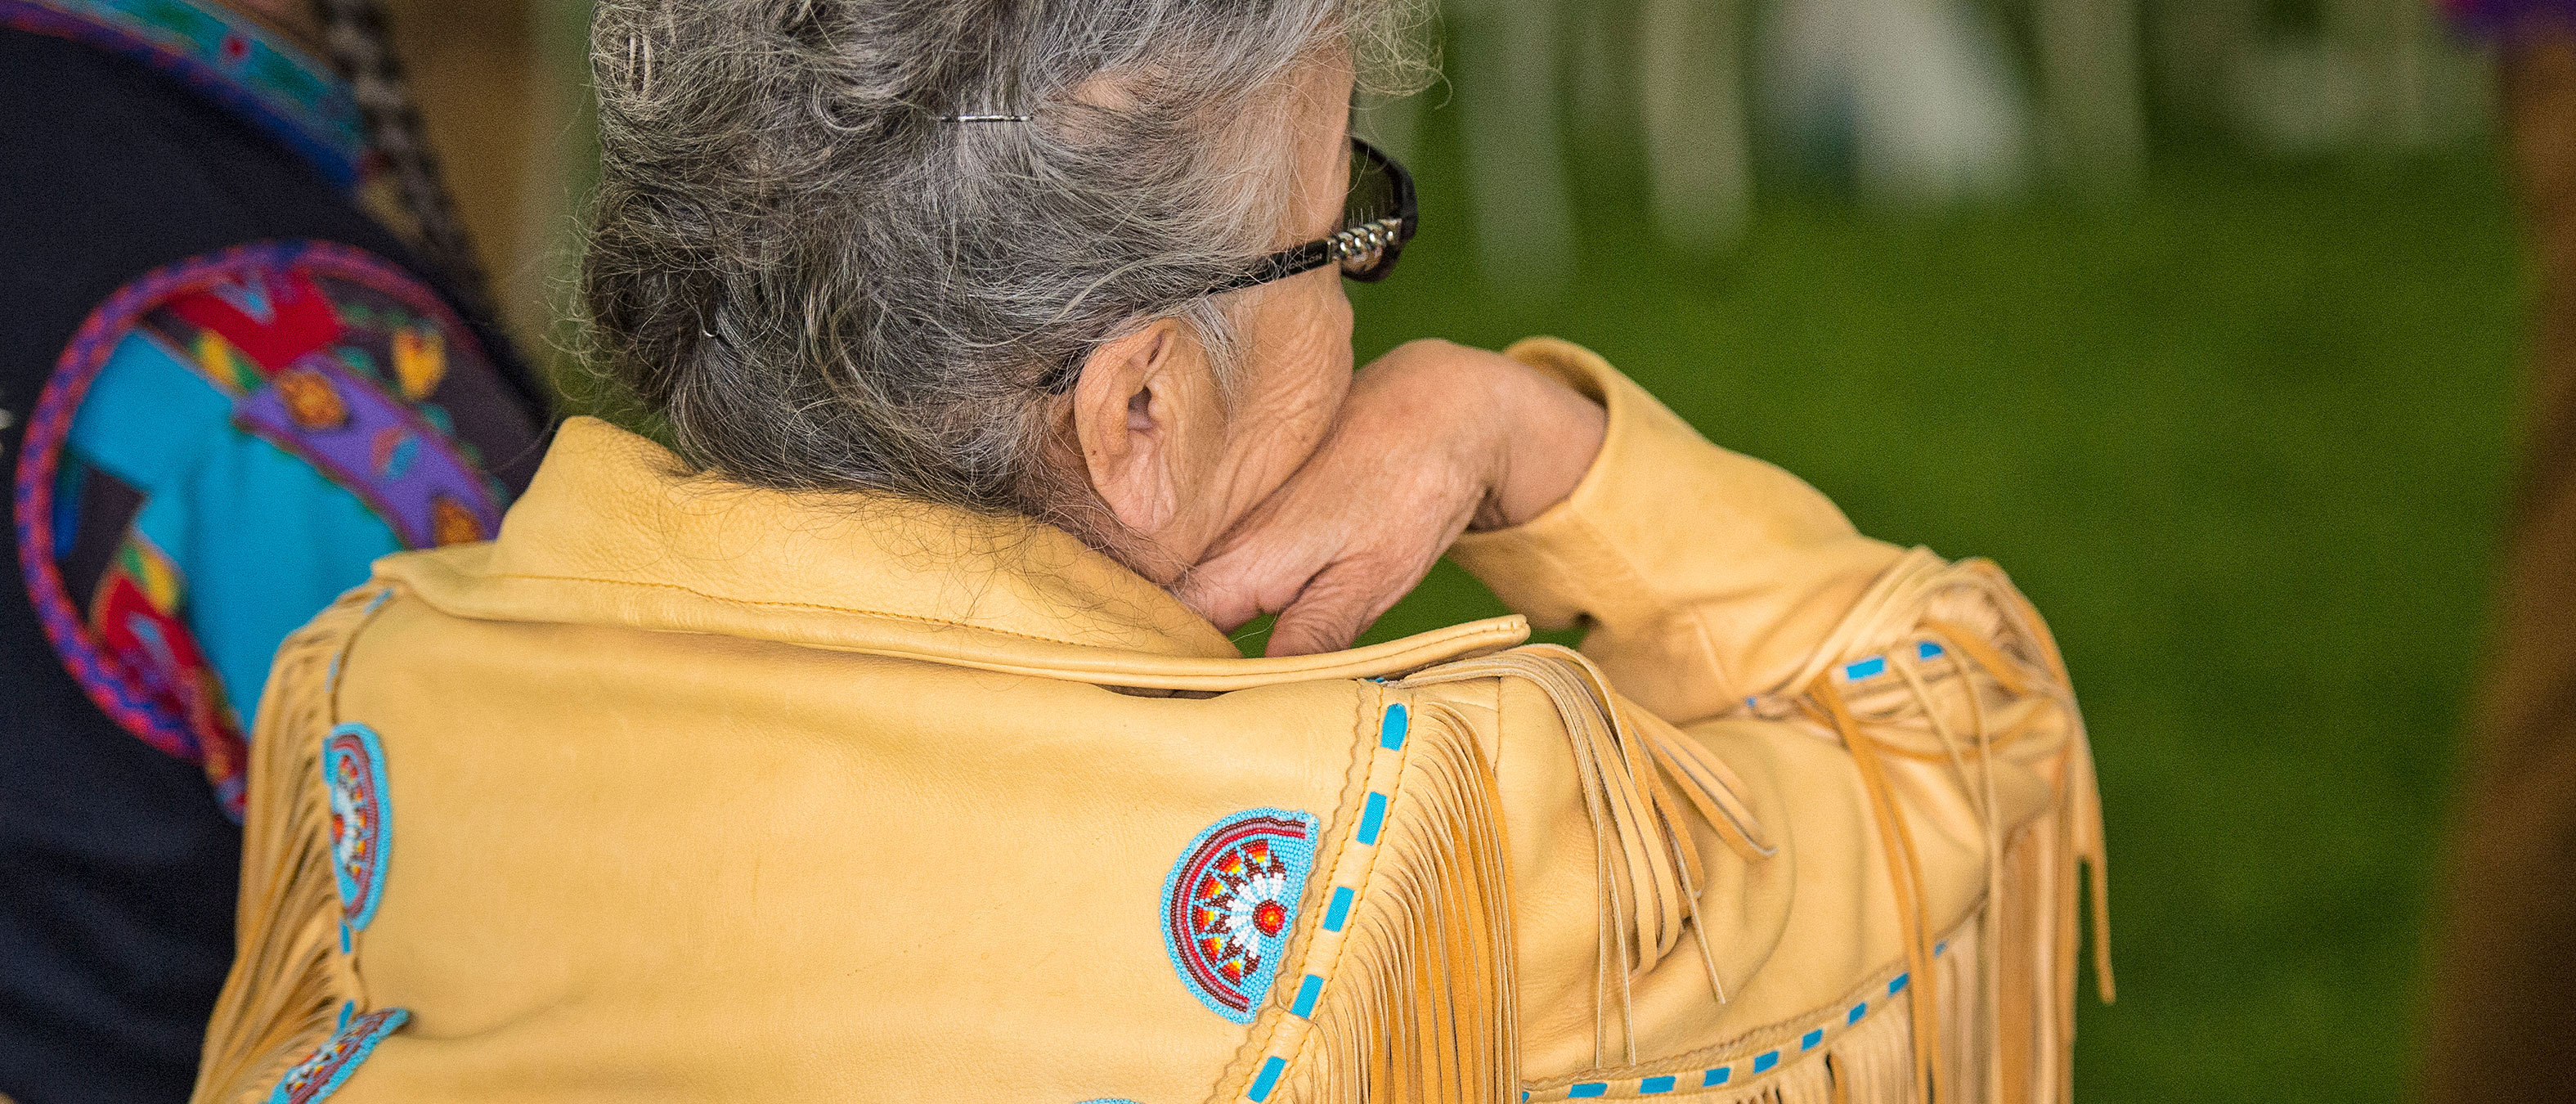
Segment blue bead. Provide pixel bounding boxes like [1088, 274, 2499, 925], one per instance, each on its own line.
[1248, 1056, 1287, 1102]
[1290, 975, 1324, 1018]
[1356, 792, 1388, 846]
[1322, 886, 1354, 931]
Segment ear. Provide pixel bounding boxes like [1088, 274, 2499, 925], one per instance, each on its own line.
[1070, 318, 1195, 539]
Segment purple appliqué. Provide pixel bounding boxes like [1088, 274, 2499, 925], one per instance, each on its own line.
[235, 355, 501, 549]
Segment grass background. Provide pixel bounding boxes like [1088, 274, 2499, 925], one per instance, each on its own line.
[1253, 114, 2525, 1101]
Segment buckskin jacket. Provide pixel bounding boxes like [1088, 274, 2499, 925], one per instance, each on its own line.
[194, 339, 2108, 1104]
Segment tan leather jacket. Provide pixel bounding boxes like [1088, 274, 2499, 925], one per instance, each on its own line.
[195, 339, 2107, 1104]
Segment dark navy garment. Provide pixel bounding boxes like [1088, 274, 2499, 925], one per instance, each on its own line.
[0, 2, 548, 1101]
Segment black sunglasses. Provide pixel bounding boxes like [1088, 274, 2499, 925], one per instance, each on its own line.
[1040, 136, 1417, 392]
[1209, 136, 1418, 294]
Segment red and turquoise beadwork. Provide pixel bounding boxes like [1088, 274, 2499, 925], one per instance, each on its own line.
[324, 722, 390, 932]
[267, 1006, 406, 1104]
[1161, 808, 1319, 1023]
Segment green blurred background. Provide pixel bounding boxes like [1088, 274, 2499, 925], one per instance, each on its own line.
[401, 1, 2529, 1098]
[1339, 151, 2518, 1103]
[1322, 13, 2520, 1100]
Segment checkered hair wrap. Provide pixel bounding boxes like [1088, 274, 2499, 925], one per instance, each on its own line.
[313, 0, 499, 328]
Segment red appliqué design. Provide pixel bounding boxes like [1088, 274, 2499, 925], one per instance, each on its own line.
[1160, 809, 1318, 1023]
[87, 535, 250, 812]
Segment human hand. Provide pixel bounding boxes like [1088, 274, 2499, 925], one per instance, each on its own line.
[1176, 339, 1607, 657]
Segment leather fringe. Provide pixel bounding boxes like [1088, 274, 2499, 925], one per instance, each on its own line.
[1403, 648, 1775, 1068]
[1238, 696, 1521, 1104]
[1524, 914, 1987, 1104]
[189, 586, 390, 1104]
[1778, 550, 2110, 1104]
[1295, 550, 2108, 1104]
[1989, 748, 2107, 1104]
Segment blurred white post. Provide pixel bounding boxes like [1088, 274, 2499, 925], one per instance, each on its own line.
[1637, 0, 1751, 251]
[2034, 0, 2145, 188]
[1766, 0, 2030, 205]
[2327, 0, 2444, 148]
[1445, 0, 1577, 287]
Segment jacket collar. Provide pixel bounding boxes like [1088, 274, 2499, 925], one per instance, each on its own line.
[382, 418, 1528, 691]
[2, 0, 366, 185]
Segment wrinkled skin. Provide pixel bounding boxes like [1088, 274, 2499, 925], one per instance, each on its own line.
[1061, 56, 1607, 656]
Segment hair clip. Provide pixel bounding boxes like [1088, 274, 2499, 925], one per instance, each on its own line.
[944, 113, 1031, 123]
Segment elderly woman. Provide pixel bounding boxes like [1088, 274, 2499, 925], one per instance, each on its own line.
[194, 2, 2107, 1102]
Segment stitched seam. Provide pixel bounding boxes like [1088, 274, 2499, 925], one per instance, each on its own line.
[449, 571, 1533, 662]
[1526, 903, 1987, 1097]
[1223, 691, 1376, 1098]
[325, 586, 402, 726]
[323, 585, 403, 1009]
[1231, 688, 1383, 1097]
[1260, 689, 1421, 1096]
[462, 571, 1097, 647]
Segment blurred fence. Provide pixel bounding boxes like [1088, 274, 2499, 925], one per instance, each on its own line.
[1405, 0, 2489, 280]
[390, 0, 2495, 346]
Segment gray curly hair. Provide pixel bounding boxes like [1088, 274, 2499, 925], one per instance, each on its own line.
[581, 0, 1427, 524]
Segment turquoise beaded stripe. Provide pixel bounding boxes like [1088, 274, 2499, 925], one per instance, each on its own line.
[1351, 703, 1405, 846]
[1322, 886, 1355, 931]
[1242, 703, 1409, 1102]
[1354, 792, 1388, 845]
[1290, 973, 1325, 1017]
[1526, 941, 1951, 1100]
[1248, 1056, 1289, 1102]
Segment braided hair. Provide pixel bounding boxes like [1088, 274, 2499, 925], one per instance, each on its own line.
[312, 0, 499, 325]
